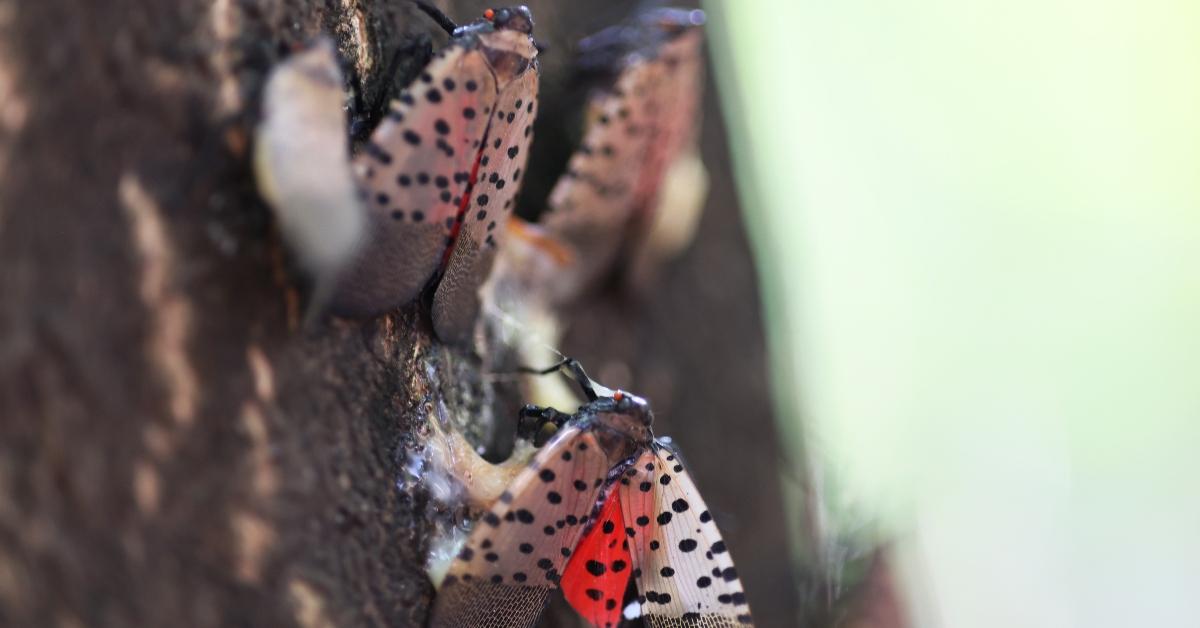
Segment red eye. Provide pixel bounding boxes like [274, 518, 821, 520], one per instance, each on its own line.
[483, 8, 495, 20]
[614, 391, 624, 401]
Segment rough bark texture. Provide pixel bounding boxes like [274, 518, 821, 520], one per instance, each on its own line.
[0, 1, 813, 627]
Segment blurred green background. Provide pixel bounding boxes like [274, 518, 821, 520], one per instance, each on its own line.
[705, 0, 1200, 625]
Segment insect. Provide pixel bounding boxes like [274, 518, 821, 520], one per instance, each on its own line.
[540, 8, 707, 300]
[430, 360, 754, 627]
[327, 4, 540, 343]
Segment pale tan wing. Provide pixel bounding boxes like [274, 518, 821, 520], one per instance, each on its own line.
[624, 28, 707, 291]
[331, 46, 497, 317]
[618, 449, 661, 569]
[541, 57, 658, 294]
[430, 425, 609, 628]
[620, 444, 754, 627]
[630, 28, 705, 218]
[542, 28, 705, 301]
[432, 67, 539, 344]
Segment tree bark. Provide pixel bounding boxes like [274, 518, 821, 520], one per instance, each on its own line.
[0, 1, 805, 627]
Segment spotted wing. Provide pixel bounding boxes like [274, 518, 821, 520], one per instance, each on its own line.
[541, 54, 656, 296]
[622, 28, 707, 291]
[331, 46, 496, 317]
[619, 445, 753, 627]
[561, 488, 633, 628]
[629, 28, 704, 221]
[430, 424, 609, 628]
[432, 67, 539, 344]
[618, 450, 660, 560]
[542, 28, 705, 300]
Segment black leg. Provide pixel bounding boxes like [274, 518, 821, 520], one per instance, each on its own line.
[517, 404, 574, 440]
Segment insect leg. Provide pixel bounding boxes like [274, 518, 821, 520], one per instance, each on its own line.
[517, 404, 575, 439]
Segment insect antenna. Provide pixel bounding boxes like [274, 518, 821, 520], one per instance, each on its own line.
[515, 358, 570, 376]
[516, 357, 600, 402]
[412, 0, 458, 35]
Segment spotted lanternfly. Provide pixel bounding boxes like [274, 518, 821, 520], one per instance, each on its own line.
[541, 8, 706, 298]
[430, 360, 754, 628]
[331, 4, 540, 344]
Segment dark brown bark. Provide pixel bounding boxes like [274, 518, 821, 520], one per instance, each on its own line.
[0, 1, 812, 627]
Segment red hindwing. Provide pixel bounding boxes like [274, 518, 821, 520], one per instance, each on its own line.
[561, 489, 633, 628]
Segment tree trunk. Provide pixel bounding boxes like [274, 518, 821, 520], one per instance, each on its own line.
[0, 1, 805, 626]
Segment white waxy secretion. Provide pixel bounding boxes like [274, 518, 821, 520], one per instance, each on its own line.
[254, 40, 364, 307]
